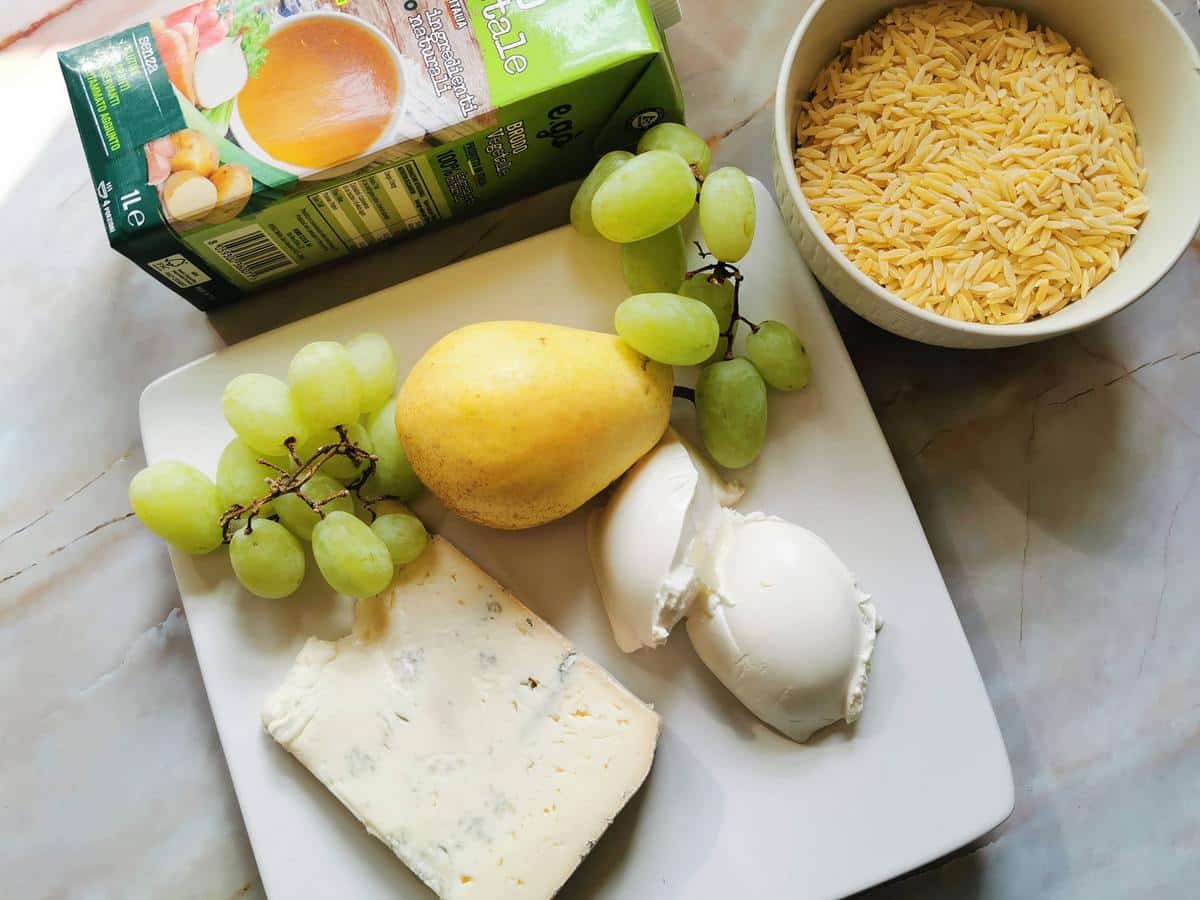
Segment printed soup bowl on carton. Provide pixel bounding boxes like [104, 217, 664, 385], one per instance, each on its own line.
[229, 11, 409, 179]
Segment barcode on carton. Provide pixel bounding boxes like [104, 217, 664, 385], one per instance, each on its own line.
[204, 225, 296, 282]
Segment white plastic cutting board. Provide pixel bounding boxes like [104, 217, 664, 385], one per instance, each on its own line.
[140, 180, 1012, 899]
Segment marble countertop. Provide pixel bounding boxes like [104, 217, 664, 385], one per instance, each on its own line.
[2, 1, 1198, 897]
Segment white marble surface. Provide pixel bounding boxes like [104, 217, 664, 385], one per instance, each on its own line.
[1, 1, 1197, 898]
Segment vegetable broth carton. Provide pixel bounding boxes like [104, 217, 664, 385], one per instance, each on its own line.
[59, 0, 683, 309]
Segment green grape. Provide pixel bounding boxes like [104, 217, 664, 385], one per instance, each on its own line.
[229, 519, 306, 599]
[636, 122, 712, 178]
[621, 225, 686, 294]
[128, 461, 223, 555]
[312, 510, 394, 599]
[695, 358, 768, 469]
[371, 513, 429, 567]
[275, 473, 354, 541]
[288, 341, 363, 432]
[591, 151, 698, 243]
[699, 167, 756, 263]
[294, 423, 374, 483]
[570, 151, 634, 237]
[346, 333, 397, 414]
[746, 321, 812, 391]
[222, 373, 308, 456]
[364, 398, 422, 501]
[678, 272, 735, 330]
[614, 293, 720, 366]
[707, 333, 732, 365]
[216, 438, 284, 515]
[680, 272, 737, 364]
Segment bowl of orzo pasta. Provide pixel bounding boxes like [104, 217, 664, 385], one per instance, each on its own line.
[772, 0, 1200, 348]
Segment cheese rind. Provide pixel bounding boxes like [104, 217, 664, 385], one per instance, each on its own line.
[263, 536, 660, 899]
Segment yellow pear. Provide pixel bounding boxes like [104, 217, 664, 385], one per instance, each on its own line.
[397, 321, 673, 529]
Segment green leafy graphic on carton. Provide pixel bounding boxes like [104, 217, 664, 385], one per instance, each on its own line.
[224, 0, 271, 77]
[202, 98, 235, 134]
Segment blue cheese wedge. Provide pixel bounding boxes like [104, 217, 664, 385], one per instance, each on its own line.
[263, 536, 660, 899]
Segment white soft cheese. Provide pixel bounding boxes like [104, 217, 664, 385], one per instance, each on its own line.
[587, 430, 741, 652]
[263, 536, 660, 900]
[590, 434, 881, 743]
[687, 511, 880, 742]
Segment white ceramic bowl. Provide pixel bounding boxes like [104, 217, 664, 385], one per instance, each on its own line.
[772, 0, 1200, 348]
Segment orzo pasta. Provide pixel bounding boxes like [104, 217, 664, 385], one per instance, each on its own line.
[793, 1, 1148, 324]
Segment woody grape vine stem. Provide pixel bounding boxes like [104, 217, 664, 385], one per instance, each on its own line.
[687, 243, 758, 360]
[217, 425, 396, 541]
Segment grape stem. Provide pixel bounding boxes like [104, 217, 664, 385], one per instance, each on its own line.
[686, 245, 757, 361]
[218, 426, 398, 541]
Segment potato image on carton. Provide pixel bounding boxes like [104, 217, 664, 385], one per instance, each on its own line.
[162, 170, 218, 223]
[170, 128, 219, 177]
[153, 130, 249, 227]
[205, 164, 252, 224]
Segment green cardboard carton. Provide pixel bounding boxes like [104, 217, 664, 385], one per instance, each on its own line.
[59, 0, 683, 309]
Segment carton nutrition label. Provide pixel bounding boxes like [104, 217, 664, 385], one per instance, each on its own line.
[179, 156, 451, 290]
[309, 159, 447, 250]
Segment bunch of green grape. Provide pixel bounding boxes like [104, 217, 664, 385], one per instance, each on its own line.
[571, 122, 812, 469]
[129, 333, 428, 601]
